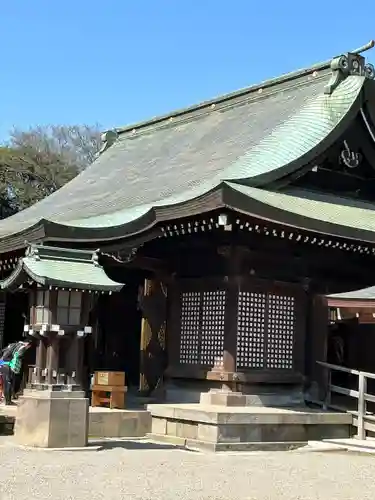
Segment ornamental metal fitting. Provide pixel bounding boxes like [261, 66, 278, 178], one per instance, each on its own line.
[324, 52, 375, 95]
[96, 129, 118, 157]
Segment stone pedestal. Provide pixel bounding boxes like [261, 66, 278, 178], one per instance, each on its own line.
[148, 387, 351, 451]
[165, 382, 305, 406]
[199, 389, 247, 406]
[14, 389, 89, 448]
[147, 402, 352, 452]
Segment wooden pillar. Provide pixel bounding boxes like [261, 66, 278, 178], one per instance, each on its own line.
[222, 290, 237, 390]
[309, 295, 329, 400]
[35, 337, 47, 384]
[77, 337, 85, 388]
[46, 335, 59, 385]
[67, 336, 84, 387]
[222, 246, 245, 391]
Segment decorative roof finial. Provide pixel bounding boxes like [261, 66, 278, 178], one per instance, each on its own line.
[324, 43, 375, 95]
[96, 129, 118, 157]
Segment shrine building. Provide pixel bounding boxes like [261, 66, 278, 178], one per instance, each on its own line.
[1, 41, 375, 425]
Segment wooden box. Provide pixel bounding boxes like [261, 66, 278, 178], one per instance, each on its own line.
[94, 371, 125, 387]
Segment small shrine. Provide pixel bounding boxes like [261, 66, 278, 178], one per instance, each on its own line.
[1, 244, 122, 448]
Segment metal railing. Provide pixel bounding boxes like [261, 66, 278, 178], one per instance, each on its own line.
[318, 360, 375, 440]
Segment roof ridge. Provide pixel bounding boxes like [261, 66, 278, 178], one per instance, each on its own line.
[112, 40, 374, 137]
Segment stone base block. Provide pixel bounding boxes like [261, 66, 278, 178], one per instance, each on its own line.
[147, 403, 352, 452]
[165, 383, 305, 407]
[14, 390, 89, 448]
[199, 390, 247, 407]
[89, 408, 151, 438]
[1, 405, 152, 439]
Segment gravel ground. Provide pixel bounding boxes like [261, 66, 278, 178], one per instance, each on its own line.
[0, 437, 374, 500]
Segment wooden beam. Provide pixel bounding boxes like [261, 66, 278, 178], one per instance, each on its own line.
[102, 254, 170, 275]
[126, 256, 170, 273]
[328, 298, 375, 309]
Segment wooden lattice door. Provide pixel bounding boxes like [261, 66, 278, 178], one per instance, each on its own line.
[177, 280, 227, 370]
[236, 284, 304, 372]
[138, 278, 168, 395]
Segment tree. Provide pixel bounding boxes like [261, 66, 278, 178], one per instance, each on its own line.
[9, 124, 102, 171]
[0, 124, 101, 217]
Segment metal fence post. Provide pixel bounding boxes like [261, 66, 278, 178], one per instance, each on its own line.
[323, 368, 331, 410]
[357, 372, 367, 440]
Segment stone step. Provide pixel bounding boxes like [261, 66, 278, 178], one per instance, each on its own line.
[147, 403, 352, 452]
[305, 438, 375, 454]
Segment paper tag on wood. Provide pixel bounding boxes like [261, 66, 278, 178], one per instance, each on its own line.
[97, 372, 109, 385]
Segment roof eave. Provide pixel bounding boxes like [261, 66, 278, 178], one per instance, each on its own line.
[0, 260, 30, 291]
[222, 183, 375, 244]
[3, 174, 375, 254]
[0, 249, 124, 293]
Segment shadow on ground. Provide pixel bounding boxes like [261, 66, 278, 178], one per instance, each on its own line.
[90, 439, 195, 452]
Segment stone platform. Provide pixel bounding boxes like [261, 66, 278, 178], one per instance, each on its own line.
[147, 403, 353, 452]
[89, 407, 151, 438]
[0, 405, 151, 439]
[14, 389, 89, 448]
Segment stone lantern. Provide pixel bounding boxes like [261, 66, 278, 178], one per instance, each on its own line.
[0, 243, 123, 448]
[25, 287, 93, 390]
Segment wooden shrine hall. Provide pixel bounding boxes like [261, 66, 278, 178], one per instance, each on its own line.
[1, 41, 375, 449]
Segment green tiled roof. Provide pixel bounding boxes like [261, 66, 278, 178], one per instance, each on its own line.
[51, 76, 364, 231]
[0, 244, 123, 292]
[0, 48, 372, 250]
[0, 69, 363, 234]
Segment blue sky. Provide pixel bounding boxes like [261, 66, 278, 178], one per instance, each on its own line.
[2, 1, 375, 141]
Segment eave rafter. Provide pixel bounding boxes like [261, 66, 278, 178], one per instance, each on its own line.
[157, 209, 375, 256]
[4, 175, 375, 258]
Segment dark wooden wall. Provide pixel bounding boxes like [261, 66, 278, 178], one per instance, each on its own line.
[166, 275, 308, 388]
[94, 285, 142, 388]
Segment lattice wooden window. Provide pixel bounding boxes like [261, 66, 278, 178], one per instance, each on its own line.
[56, 290, 82, 326]
[236, 291, 266, 369]
[266, 294, 295, 369]
[179, 292, 200, 364]
[200, 291, 226, 369]
[236, 290, 296, 370]
[34, 290, 51, 324]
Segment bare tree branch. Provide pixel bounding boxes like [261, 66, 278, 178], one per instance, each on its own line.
[0, 124, 101, 217]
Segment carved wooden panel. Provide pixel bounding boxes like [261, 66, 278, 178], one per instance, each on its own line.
[266, 294, 295, 369]
[236, 289, 296, 370]
[200, 291, 226, 368]
[179, 291, 200, 364]
[139, 279, 168, 394]
[236, 291, 266, 369]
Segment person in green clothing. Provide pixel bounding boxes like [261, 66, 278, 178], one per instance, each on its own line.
[0, 341, 31, 405]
